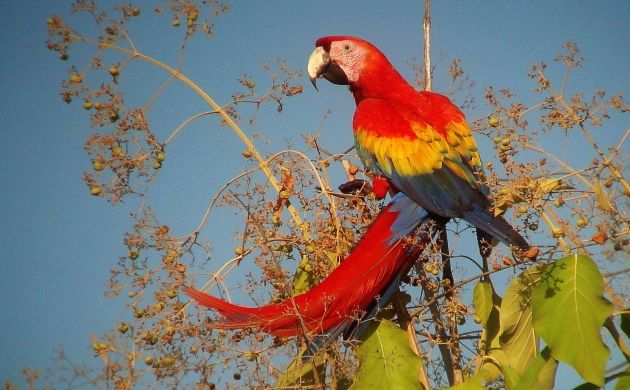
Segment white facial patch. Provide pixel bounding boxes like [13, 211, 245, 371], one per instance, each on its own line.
[330, 41, 365, 83]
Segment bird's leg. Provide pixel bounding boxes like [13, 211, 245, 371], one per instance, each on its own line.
[433, 218, 454, 299]
[476, 229, 493, 281]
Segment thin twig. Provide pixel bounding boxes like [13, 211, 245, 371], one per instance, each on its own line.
[422, 0, 432, 91]
[71, 33, 312, 242]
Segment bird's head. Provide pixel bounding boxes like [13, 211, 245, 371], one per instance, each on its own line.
[307, 36, 407, 100]
[307, 36, 383, 88]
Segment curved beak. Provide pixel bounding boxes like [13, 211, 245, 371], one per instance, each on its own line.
[307, 46, 348, 89]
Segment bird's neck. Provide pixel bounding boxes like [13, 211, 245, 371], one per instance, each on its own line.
[350, 65, 418, 104]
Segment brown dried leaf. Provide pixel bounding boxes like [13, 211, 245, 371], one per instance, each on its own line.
[592, 180, 614, 213]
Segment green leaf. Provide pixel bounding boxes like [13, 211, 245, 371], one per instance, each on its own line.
[536, 178, 572, 195]
[447, 371, 487, 390]
[351, 319, 424, 390]
[531, 254, 613, 387]
[501, 366, 520, 390]
[514, 346, 558, 390]
[614, 373, 630, 390]
[473, 281, 494, 326]
[292, 255, 318, 294]
[620, 310, 630, 339]
[499, 265, 543, 375]
[274, 347, 326, 389]
[474, 281, 504, 383]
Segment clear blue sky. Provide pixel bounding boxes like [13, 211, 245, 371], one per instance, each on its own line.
[1, 0, 629, 387]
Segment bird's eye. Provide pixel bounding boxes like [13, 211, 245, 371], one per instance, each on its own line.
[343, 43, 352, 51]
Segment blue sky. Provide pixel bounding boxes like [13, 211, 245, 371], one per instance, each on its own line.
[1, 0, 629, 387]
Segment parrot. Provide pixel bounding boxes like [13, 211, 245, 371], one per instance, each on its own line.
[184, 193, 432, 338]
[307, 35, 529, 253]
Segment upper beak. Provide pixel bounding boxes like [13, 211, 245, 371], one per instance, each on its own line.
[307, 46, 348, 89]
[307, 46, 330, 90]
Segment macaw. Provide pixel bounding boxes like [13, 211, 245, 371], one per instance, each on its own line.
[185, 193, 431, 338]
[307, 36, 529, 252]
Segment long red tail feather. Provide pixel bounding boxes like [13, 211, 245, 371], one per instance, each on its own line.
[184, 194, 430, 337]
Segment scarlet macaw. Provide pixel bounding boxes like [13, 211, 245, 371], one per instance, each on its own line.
[307, 36, 529, 251]
[185, 193, 431, 337]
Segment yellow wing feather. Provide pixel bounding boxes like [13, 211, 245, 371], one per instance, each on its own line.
[356, 119, 485, 192]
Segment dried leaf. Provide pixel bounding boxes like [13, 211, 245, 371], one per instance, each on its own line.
[592, 180, 614, 213]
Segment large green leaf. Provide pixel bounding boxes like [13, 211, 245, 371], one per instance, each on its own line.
[614, 373, 630, 389]
[448, 371, 488, 390]
[499, 265, 543, 375]
[514, 346, 558, 390]
[531, 254, 613, 387]
[351, 319, 424, 390]
[473, 281, 494, 326]
[473, 281, 504, 383]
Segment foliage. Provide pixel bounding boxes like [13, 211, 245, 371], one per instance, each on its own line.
[4, 1, 629, 389]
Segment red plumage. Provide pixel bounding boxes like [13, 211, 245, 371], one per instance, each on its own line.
[184, 195, 429, 338]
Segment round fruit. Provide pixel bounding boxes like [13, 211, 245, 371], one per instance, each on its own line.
[187, 10, 199, 21]
[69, 73, 83, 84]
[488, 115, 500, 127]
[552, 227, 565, 238]
[128, 250, 139, 260]
[576, 217, 588, 228]
[156, 151, 166, 162]
[92, 159, 105, 171]
[153, 160, 162, 169]
[111, 146, 123, 156]
[145, 356, 154, 366]
[234, 246, 244, 256]
[108, 65, 120, 76]
[282, 244, 293, 254]
[172, 18, 180, 27]
[82, 100, 94, 110]
[118, 322, 129, 334]
[90, 186, 102, 196]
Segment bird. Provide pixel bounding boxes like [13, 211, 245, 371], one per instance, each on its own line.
[307, 35, 529, 255]
[184, 193, 431, 338]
